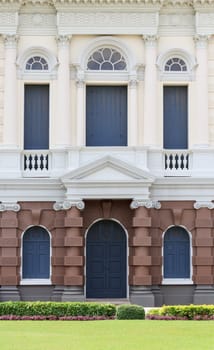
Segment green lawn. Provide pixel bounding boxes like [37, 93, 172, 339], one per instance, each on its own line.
[0, 320, 214, 350]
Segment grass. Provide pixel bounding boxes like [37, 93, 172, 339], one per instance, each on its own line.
[0, 320, 214, 350]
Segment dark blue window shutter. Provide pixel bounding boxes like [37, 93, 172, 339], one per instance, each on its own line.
[23, 226, 50, 279]
[86, 86, 127, 146]
[24, 85, 49, 150]
[164, 226, 190, 278]
[164, 86, 188, 149]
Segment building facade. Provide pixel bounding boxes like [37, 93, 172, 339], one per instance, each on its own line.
[0, 0, 214, 306]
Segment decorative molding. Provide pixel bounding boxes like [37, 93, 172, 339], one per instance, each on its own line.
[18, 13, 56, 36]
[76, 79, 85, 88]
[3, 34, 18, 48]
[53, 200, 85, 211]
[0, 12, 19, 35]
[16, 46, 58, 80]
[57, 11, 158, 35]
[128, 78, 138, 89]
[156, 48, 197, 81]
[194, 34, 210, 48]
[0, 202, 20, 212]
[143, 35, 158, 47]
[194, 201, 214, 210]
[130, 200, 161, 210]
[56, 35, 72, 47]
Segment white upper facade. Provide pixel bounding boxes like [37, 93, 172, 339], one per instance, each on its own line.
[1, 0, 214, 203]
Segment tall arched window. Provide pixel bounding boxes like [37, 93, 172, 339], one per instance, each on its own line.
[86, 46, 128, 146]
[22, 226, 50, 280]
[163, 226, 190, 279]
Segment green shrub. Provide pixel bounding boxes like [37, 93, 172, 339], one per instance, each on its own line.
[116, 304, 145, 320]
[147, 305, 214, 320]
[0, 301, 116, 317]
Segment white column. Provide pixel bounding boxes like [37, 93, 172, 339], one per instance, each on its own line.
[76, 78, 85, 146]
[3, 35, 18, 148]
[128, 78, 138, 146]
[194, 35, 209, 147]
[55, 35, 71, 147]
[143, 35, 158, 147]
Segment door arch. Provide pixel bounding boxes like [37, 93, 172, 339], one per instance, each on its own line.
[86, 219, 127, 298]
[22, 226, 50, 279]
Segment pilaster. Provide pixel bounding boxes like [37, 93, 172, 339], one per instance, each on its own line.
[128, 77, 138, 146]
[53, 201, 85, 301]
[3, 34, 19, 148]
[143, 35, 158, 147]
[130, 204, 153, 305]
[193, 35, 209, 148]
[55, 35, 72, 147]
[193, 204, 214, 285]
[0, 204, 20, 300]
[76, 77, 86, 147]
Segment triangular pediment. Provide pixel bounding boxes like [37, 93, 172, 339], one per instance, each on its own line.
[62, 156, 154, 183]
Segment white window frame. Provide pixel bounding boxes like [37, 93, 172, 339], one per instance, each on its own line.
[20, 225, 52, 285]
[162, 225, 193, 285]
[73, 36, 142, 147]
[17, 47, 58, 80]
[157, 49, 197, 81]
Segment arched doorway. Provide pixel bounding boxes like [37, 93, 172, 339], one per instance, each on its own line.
[164, 226, 190, 279]
[22, 226, 50, 279]
[86, 220, 127, 298]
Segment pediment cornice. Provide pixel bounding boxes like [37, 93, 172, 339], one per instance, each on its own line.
[61, 155, 155, 183]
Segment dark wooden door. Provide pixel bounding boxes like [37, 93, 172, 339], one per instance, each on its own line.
[23, 226, 50, 279]
[24, 85, 49, 150]
[86, 220, 127, 298]
[164, 226, 190, 278]
[86, 86, 127, 146]
[164, 86, 188, 149]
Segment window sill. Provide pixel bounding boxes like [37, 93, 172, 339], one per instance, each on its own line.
[20, 279, 51, 285]
[162, 279, 193, 285]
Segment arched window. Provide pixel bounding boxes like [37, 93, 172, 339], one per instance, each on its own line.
[163, 226, 190, 279]
[25, 56, 49, 71]
[22, 226, 50, 279]
[164, 57, 187, 72]
[87, 47, 127, 71]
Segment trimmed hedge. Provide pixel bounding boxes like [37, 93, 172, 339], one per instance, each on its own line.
[0, 302, 116, 317]
[148, 304, 214, 320]
[116, 304, 145, 320]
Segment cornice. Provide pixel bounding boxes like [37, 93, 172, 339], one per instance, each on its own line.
[1, 0, 214, 11]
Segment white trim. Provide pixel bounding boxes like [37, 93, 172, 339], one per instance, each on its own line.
[20, 80, 52, 150]
[17, 47, 58, 80]
[157, 49, 197, 81]
[20, 225, 52, 285]
[79, 36, 136, 72]
[84, 218, 129, 299]
[162, 278, 193, 285]
[20, 279, 51, 285]
[162, 225, 193, 284]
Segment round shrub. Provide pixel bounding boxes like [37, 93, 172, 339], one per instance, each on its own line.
[116, 304, 145, 320]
